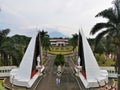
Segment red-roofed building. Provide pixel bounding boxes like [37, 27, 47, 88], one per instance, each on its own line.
[50, 38, 69, 46]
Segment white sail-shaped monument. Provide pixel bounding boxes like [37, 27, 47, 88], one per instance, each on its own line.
[76, 29, 108, 88]
[10, 32, 44, 88]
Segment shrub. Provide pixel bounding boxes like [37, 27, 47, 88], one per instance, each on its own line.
[100, 54, 106, 64]
[95, 53, 100, 62]
[54, 54, 65, 66]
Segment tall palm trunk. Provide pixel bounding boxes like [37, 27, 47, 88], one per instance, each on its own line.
[73, 49, 76, 60]
[117, 45, 120, 89]
[3, 53, 8, 66]
[115, 58, 118, 72]
[45, 49, 48, 57]
[0, 52, 2, 66]
[1, 52, 4, 66]
[12, 56, 18, 66]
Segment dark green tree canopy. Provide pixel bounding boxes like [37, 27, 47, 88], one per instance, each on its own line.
[90, 0, 120, 47]
[54, 54, 65, 66]
[69, 33, 78, 51]
[0, 29, 31, 66]
[38, 30, 51, 57]
[0, 29, 10, 46]
[90, 0, 120, 89]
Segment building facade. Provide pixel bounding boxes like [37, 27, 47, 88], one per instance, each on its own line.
[50, 38, 69, 46]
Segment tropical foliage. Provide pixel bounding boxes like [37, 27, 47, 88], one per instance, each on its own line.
[54, 54, 65, 66]
[0, 29, 51, 66]
[0, 29, 30, 66]
[69, 33, 78, 51]
[90, 0, 120, 88]
[69, 33, 78, 59]
[39, 30, 51, 57]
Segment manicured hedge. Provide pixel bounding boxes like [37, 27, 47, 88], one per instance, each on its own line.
[54, 54, 65, 66]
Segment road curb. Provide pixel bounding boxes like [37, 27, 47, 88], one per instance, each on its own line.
[3, 78, 11, 90]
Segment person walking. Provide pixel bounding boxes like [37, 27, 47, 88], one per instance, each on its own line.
[58, 78, 60, 84]
[56, 78, 59, 85]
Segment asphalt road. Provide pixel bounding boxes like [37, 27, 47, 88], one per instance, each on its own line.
[35, 55, 81, 90]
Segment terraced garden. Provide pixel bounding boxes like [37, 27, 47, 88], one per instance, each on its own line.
[48, 46, 73, 55]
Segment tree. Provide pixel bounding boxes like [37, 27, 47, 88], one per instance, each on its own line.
[90, 0, 120, 89]
[0, 29, 10, 66]
[54, 54, 65, 66]
[42, 36, 51, 56]
[1, 41, 22, 66]
[69, 33, 78, 59]
[0, 29, 25, 66]
[0, 29, 10, 46]
[39, 30, 49, 45]
[39, 30, 51, 57]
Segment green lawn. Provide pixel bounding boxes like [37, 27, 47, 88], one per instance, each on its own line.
[0, 80, 6, 90]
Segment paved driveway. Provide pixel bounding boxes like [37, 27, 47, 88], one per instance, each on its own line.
[36, 55, 81, 90]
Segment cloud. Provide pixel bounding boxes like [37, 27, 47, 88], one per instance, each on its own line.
[0, 0, 113, 37]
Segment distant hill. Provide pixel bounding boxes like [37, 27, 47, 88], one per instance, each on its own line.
[11, 34, 31, 45]
[48, 31, 67, 38]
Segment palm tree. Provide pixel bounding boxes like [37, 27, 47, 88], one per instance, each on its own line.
[0, 29, 22, 66]
[0, 29, 10, 66]
[39, 30, 49, 45]
[0, 29, 10, 46]
[38, 30, 51, 57]
[90, 0, 120, 89]
[69, 33, 78, 59]
[1, 40, 22, 66]
[42, 36, 51, 57]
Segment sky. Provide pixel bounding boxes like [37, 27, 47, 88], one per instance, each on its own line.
[0, 0, 113, 38]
